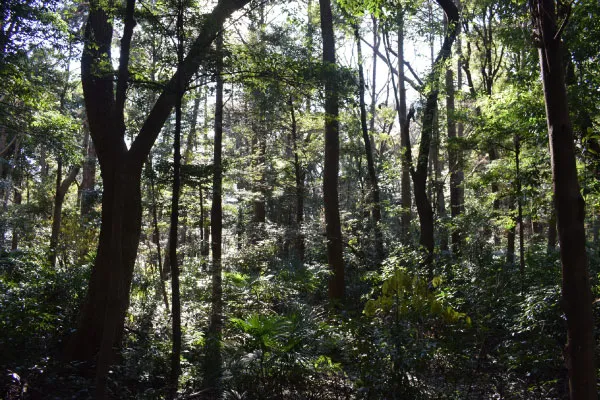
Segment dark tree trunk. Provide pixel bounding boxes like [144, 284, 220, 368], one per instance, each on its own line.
[531, 0, 597, 397]
[0, 126, 6, 179]
[148, 161, 169, 310]
[164, 87, 202, 275]
[355, 26, 384, 264]
[168, 4, 184, 397]
[447, 36, 464, 254]
[253, 132, 267, 224]
[10, 187, 20, 250]
[49, 159, 80, 268]
[0, 134, 20, 252]
[319, 0, 344, 302]
[506, 221, 516, 264]
[514, 135, 525, 276]
[432, 107, 448, 252]
[397, 11, 412, 241]
[205, 30, 224, 396]
[410, 0, 458, 276]
[289, 98, 305, 263]
[200, 186, 210, 259]
[80, 120, 97, 219]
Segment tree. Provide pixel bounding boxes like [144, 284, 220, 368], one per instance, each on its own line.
[204, 28, 224, 396]
[410, 0, 458, 272]
[319, 0, 345, 301]
[63, 0, 251, 395]
[355, 25, 384, 264]
[530, 0, 597, 397]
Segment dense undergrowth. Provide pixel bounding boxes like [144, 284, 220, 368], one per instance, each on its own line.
[1, 233, 598, 399]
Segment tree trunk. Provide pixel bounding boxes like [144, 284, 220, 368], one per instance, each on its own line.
[410, 0, 458, 276]
[506, 221, 515, 264]
[80, 120, 97, 219]
[50, 159, 80, 268]
[514, 135, 525, 276]
[289, 98, 305, 263]
[205, 29, 224, 396]
[447, 35, 464, 254]
[531, 0, 597, 397]
[432, 106, 448, 252]
[11, 185, 20, 250]
[147, 160, 169, 310]
[397, 10, 412, 241]
[355, 26, 384, 264]
[0, 134, 20, 252]
[168, 4, 184, 396]
[319, 0, 344, 302]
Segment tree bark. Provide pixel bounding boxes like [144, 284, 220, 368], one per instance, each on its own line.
[319, 0, 344, 302]
[547, 196, 557, 254]
[531, 0, 597, 397]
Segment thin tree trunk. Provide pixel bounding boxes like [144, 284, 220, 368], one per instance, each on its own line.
[411, 0, 458, 276]
[11, 185, 20, 250]
[147, 161, 169, 310]
[319, 0, 344, 302]
[397, 10, 412, 241]
[506, 221, 516, 264]
[355, 26, 384, 264]
[432, 106, 448, 252]
[447, 28, 463, 254]
[205, 29, 224, 396]
[289, 98, 305, 263]
[168, 3, 184, 396]
[79, 120, 97, 219]
[515, 135, 525, 275]
[0, 134, 20, 252]
[531, 0, 597, 397]
[50, 159, 80, 268]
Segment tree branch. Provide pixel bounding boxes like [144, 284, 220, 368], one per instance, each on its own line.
[129, 0, 251, 167]
[115, 0, 137, 132]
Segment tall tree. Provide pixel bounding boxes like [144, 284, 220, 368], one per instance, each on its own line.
[319, 0, 344, 301]
[63, 0, 251, 395]
[397, 9, 413, 241]
[289, 98, 306, 262]
[447, 15, 463, 254]
[530, 0, 597, 398]
[355, 25, 384, 264]
[410, 0, 458, 272]
[167, 0, 184, 397]
[204, 29, 224, 396]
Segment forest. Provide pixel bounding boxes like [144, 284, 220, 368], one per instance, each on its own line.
[0, 0, 599, 398]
